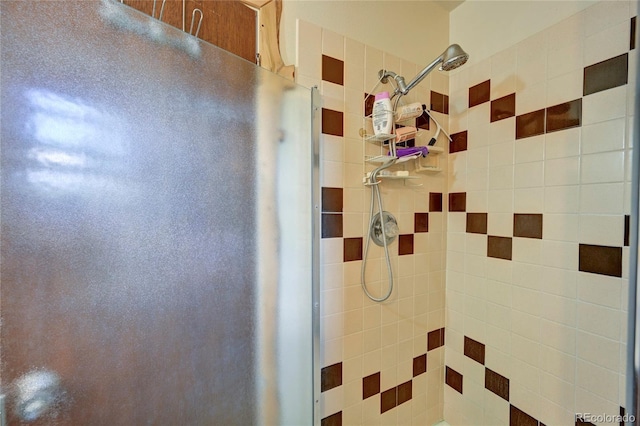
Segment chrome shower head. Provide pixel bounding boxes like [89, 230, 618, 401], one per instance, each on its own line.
[439, 44, 469, 71]
[379, 43, 469, 97]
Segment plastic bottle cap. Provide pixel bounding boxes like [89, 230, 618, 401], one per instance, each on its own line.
[375, 92, 390, 100]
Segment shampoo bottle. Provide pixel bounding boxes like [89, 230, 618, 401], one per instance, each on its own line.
[395, 102, 424, 121]
[372, 92, 393, 136]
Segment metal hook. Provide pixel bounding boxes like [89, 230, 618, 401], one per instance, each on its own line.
[190, 8, 203, 38]
[152, 0, 167, 21]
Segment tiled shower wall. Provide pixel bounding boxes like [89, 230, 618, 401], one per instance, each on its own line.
[444, 2, 636, 425]
[296, 21, 453, 426]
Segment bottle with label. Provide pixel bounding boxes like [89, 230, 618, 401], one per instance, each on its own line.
[395, 102, 424, 121]
[372, 92, 393, 136]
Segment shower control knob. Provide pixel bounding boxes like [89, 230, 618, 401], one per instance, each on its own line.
[370, 211, 399, 247]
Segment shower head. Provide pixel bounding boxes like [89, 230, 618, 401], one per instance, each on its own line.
[440, 43, 469, 71]
[379, 43, 469, 97]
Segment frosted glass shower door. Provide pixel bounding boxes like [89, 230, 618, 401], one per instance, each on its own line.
[0, 1, 314, 425]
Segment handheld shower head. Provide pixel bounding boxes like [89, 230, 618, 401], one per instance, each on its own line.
[379, 43, 469, 97]
[440, 43, 469, 71]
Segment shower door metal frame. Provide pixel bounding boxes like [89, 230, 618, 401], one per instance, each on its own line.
[627, 43, 640, 426]
[311, 86, 321, 426]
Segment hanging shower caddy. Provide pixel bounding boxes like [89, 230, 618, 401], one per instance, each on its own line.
[361, 101, 445, 185]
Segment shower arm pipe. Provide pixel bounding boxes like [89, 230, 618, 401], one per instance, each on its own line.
[379, 55, 443, 98]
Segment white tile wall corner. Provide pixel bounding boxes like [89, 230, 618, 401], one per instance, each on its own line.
[445, 1, 634, 425]
[297, 17, 451, 424]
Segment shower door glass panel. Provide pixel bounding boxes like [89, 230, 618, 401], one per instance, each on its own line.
[0, 1, 313, 425]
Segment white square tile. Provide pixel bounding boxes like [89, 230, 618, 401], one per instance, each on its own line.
[514, 135, 544, 164]
[489, 141, 514, 167]
[584, 20, 630, 66]
[547, 12, 585, 79]
[576, 359, 620, 403]
[545, 157, 580, 186]
[544, 185, 580, 213]
[468, 56, 492, 88]
[577, 272, 623, 309]
[540, 267, 577, 298]
[468, 123, 490, 149]
[579, 182, 625, 214]
[543, 214, 579, 242]
[577, 302, 621, 341]
[581, 118, 626, 154]
[512, 238, 543, 265]
[540, 318, 576, 355]
[466, 190, 488, 212]
[515, 161, 544, 188]
[547, 69, 583, 107]
[514, 187, 544, 213]
[576, 330, 620, 372]
[321, 28, 344, 60]
[580, 151, 625, 184]
[541, 240, 578, 270]
[584, 0, 630, 37]
[545, 127, 581, 160]
[540, 292, 576, 328]
[488, 165, 514, 189]
[515, 81, 546, 115]
[488, 117, 515, 145]
[487, 212, 513, 237]
[582, 85, 628, 125]
[540, 345, 576, 384]
[488, 189, 514, 212]
[579, 214, 625, 246]
[296, 20, 322, 79]
[512, 285, 541, 317]
[540, 373, 575, 412]
[467, 146, 489, 170]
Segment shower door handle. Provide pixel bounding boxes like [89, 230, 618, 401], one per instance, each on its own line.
[1, 370, 65, 424]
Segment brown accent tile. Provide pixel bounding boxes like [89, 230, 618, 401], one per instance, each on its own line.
[362, 372, 380, 399]
[620, 406, 626, 426]
[430, 192, 443, 212]
[491, 93, 516, 122]
[488, 236, 513, 261]
[431, 91, 449, 114]
[380, 387, 397, 414]
[632, 17, 637, 50]
[513, 213, 543, 239]
[575, 418, 596, 426]
[322, 55, 344, 86]
[415, 213, 429, 233]
[466, 213, 488, 234]
[428, 327, 445, 351]
[322, 187, 343, 212]
[485, 368, 509, 401]
[450, 130, 468, 154]
[413, 354, 427, 377]
[322, 214, 343, 238]
[449, 192, 467, 212]
[321, 363, 342, 392]
[445, 366, 463, 394]
[399, 234, 414, 256]
[469, 80, 491, 108]
[546, 99, 582, 133]
[464, 336, 485, 365]
[322, 108, 344, 137]
[344, 238, 363, 262]
[579, 244, 623, 277]
[364, 93, 375, 117]
[583, 53, 628, 96]
[516, 109, 545, 139]
[625, 215, 630, 247]
[416, 107, 430, 130]
[510, 405, 538, 426]
[397, 381, 412, 405]
[321, 411, 342, 426]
